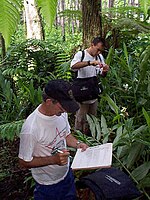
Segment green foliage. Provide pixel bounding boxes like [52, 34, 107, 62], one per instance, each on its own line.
[58, 9, 82, 21]
[73, 42, 150, 198]
[75, 104, 150, 197]
[0, 0, 22, 48]
[1, 39, 57, 82]
[0, 2, 149, 198]
[102, 0, 150, 49]
[0, 0, 58, 48]
[139, 0, 150, 18]
[0, 120, 24, 141]
[142, 107, 150, 127]
[36, 0, 58, 29]
[115, 18, 150, 33]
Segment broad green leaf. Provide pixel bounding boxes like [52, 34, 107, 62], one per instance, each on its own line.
[123, 43, 129, 65]
[0, 0, 22, 48]
[113, 114, 121, 123]
[117, 145, 129, 159]
[142, 107, 150, 127]
[136, 139, 150, 147]
[131, 125, 147, 136]
[105, 46, 114, 65]
[131, 162, 150, 181]
[86, 114, 96, 139]
[92, 115, 101, 141]
[101, 115, 109, 143]
[139, 45, 150, 81]
[103, 95, 119, 115]
[148, 75, 150, 97]
[139, 176, 150, 188]
[126, 142, 145, 168]
[113, 125, 123, 147]
[36, 0, 58, 30]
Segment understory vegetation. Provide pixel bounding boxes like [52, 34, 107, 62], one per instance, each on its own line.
[0, 3, 150, 199]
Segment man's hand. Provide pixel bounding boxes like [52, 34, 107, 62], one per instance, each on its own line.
[102, 64, 109, 73]
[77, 142, 89, 151]
[90, 60, 102, 67]
[54, 149, 70, 166]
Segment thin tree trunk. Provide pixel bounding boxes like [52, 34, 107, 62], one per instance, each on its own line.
[61, 0, 65, 41]
[24, 0, 44, 39]
[82, 0, 102, 48]
[109, 0, 115, 7]
[70, 0, 75, 34]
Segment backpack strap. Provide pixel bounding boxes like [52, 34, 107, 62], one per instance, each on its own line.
[81, 50, 85, 62]
[96, 54, 102, 62]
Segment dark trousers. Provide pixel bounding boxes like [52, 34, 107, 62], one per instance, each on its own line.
[34, 169, 77, 200]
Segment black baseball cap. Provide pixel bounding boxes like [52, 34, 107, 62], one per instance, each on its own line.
[44, 79, 79, 113]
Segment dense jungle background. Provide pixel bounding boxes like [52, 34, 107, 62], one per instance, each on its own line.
[0, 0, 150, 199]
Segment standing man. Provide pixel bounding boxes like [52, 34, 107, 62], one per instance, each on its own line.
[18, 79, 88, 200]
[71, 37, 109, 135]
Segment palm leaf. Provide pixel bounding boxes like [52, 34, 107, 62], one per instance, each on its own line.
[36, 0, 58, 30]
[114, 18, 150, 33]
[0, 0, 22, 48]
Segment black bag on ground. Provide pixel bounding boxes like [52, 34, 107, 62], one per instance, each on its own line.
[78, 167, 141, 200]
[71, 76, 101, 102]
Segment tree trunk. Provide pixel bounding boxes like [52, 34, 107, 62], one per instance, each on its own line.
[109, 0, 115, 7]
[24, 0, 44, 39]
[82, 0, 102, 48]
[61, 0, 65, 41]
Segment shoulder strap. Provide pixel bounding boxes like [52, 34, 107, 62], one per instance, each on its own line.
[96, 54, 102, 62]
[81, 50, 85, 62]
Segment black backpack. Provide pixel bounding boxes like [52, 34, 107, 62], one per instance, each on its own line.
[77, 167, 141, 200]
[71, 51, 103, 102]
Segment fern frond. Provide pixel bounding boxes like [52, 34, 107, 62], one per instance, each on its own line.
[0, 120, 24, 141]
[0, 0, 22, 48]
[58, 9, 82, 20]
[55, 52, 71, 79]
[115, 18, 150, 33]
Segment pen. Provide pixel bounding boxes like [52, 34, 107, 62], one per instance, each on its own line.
[56, 149, 72, 159]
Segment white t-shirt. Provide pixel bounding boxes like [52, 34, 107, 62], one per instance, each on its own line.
[18, 105, 70, 185]
[70, 50, 105, 78]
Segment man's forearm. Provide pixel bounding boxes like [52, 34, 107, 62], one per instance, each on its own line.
[66, 134, 78, 148]
[19, 156, 57, 169]
[71, 61, 89, 70]
[19, 151, 69, 169]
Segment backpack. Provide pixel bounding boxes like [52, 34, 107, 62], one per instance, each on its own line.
[77, 167, 141, 200]
[71, 50, 102, 102]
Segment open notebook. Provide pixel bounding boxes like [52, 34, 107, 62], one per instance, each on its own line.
[71, 143, 112, 170]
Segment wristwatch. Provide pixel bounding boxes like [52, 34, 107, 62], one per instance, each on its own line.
[76, 140, 82, 148]
[87, 60, 91, 66]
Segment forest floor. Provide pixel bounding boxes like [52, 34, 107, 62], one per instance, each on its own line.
[0, 138, 95, 200]
[0, 136, 148, 200]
